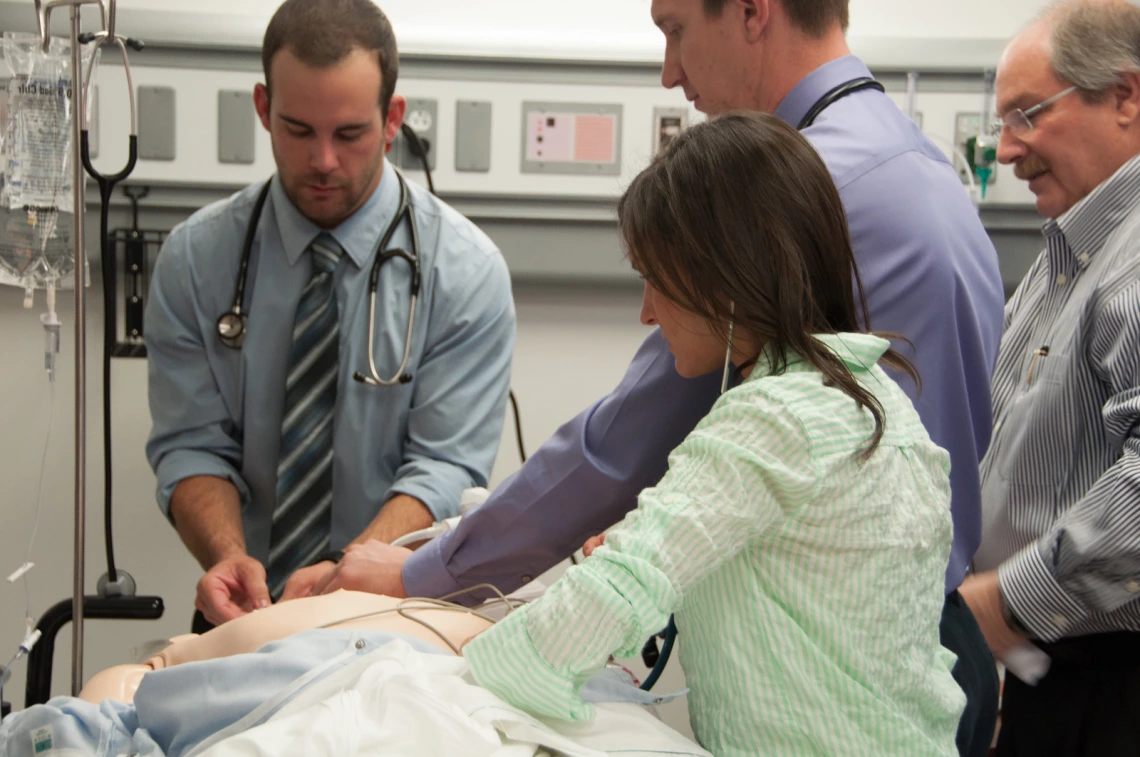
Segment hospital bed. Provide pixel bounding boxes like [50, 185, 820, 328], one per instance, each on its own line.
[4, 593, 712, 757]
[4, 491, 710, 756]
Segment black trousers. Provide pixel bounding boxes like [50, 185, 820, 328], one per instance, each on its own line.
[942, 590, 1001, 757]
[996, 632, 1140, 757]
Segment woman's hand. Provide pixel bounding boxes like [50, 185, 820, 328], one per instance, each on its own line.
[582, 533, 606, 557]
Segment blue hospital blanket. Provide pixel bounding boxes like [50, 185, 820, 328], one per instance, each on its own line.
[0, 630, 682, 757]
[0, 630, 444, 757]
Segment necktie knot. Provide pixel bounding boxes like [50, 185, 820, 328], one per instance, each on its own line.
[309, 234, 341, 275]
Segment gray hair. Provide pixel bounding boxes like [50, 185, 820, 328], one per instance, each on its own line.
[1048, 1, 1140, 101]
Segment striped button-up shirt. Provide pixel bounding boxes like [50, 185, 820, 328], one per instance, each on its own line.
[467, 334, 964, 757]
[975, 154, 1140, 642]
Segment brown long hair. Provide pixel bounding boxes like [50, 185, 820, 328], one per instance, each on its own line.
[618, 111, 917, 458]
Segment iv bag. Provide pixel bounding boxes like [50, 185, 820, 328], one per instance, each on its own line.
[0, 32, 79, 294]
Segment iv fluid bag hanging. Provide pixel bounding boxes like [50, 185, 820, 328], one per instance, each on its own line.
[0, 32, 81, 295]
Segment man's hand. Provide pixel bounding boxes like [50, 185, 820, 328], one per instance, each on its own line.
[195, 555, 271, 625]
[279, 561, 337, 602]
[314, 540, 412, 597]
[958, 570, 1028, 658]
[583, 533, 605, 557]
[352, 494, 434, 545]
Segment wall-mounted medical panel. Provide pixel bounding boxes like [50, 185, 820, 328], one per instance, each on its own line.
[455, 100, 492, 173]
[651, 106, 686, 156]
[72, 60, 1038, 208]
[393, 97, 438, 172]
[217, 89, 255, 165]
[137, 85, 176, 161]
[953, 112, 997, 187]
[520, 102, 622, 176]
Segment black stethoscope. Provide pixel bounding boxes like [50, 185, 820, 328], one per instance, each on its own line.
[797, 77, 885, 130]
[216, 172, 421, 387]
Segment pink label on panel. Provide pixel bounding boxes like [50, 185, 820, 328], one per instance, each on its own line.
[526, 112, 574, 162]
[574, 115, 616, 163]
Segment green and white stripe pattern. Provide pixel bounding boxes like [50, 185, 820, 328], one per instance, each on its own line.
[466, 333, 965, 756]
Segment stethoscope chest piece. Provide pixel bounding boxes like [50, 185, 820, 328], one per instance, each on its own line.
[219, 173, 421, 388]
[217, 310, 248, 349]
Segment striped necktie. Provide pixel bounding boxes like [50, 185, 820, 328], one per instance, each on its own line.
[266, 234, 342, 595]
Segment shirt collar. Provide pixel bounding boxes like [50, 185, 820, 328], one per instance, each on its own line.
[271, 158, 402, 268]
[1045, 153, 1140, 260]
[773, 55, 873, 128]
[752, 332, 890, 378]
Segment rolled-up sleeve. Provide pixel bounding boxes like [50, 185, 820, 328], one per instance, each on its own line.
[465, 391, 817, 720]
[386, 230, 515, 521]
[145, 227, 248, 519]
[402, 329, 723, 601]
[999, 284, 1140, 640]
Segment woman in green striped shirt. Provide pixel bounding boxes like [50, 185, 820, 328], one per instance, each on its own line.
[465, 112, 965, 756]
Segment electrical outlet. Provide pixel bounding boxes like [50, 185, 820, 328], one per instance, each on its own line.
[395, 97, 438, 172]
[653, 107, 688, 155]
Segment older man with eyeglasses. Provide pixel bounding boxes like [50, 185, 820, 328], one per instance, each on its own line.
[958, 1, 1140, 754]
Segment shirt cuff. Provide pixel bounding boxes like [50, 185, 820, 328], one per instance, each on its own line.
[155, 450, 248, 520]
[388, 471, 467, 523]
[998, 542, 1089, 642]
[464, 608, 594, 722]
[402, 534, 464, 600]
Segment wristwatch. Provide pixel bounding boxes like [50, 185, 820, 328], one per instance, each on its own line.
[1000, 591, 1032, 636]
[308, 550, 345, 568]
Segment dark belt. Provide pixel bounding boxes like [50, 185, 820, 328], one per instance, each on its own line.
[1034, 631, 1140, 670]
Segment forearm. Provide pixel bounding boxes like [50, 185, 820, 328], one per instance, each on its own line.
[352, 493, 434, 546]
[999, 448, 1140, 639]
[403, 330, 722, 601]
[169, 475, 247, 571]
[466, 551, 675, 721]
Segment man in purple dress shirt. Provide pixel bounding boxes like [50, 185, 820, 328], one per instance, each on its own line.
[316, 1, 1005, 753]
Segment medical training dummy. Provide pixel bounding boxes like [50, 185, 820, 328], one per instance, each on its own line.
[463, 113, 968, 757]
[2, 589, 711, 757]
[79, 590, 494, 704]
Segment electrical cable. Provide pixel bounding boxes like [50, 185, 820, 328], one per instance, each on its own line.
[400, 123, 435, 195]
[400, 121, 529, 465]
[315, 583, 526, 654]
[98, 172, 119, 586]
[508, 388, 527, 463]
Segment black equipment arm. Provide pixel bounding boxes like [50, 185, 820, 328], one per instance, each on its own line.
[24, 595, 163, 708]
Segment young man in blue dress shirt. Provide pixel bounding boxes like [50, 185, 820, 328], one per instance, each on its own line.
[146, 0, 515, 631]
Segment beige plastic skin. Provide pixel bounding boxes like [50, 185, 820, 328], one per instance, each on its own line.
[78, 590, 493, 704]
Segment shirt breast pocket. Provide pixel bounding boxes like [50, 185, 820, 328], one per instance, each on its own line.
[997, 348, 1075, 488]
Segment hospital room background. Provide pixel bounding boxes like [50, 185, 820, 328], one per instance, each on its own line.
[0, 0, 1058, 740]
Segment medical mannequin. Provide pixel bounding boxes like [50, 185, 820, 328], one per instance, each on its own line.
[79, 590, 493, 704]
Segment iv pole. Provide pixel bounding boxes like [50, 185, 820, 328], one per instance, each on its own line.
[34, 0, 107, 696]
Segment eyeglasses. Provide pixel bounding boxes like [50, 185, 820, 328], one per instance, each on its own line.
[988, 86, 1079, 138]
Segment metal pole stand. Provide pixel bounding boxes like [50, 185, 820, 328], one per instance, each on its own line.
[34, 0, 109, 696]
